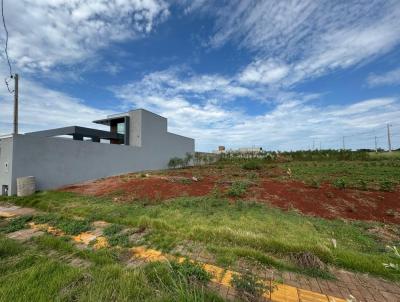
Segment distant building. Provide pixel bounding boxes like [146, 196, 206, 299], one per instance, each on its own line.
[237, 147, 263, 153]
[213, 146, 263, 155]
[0, 109, 194, 196]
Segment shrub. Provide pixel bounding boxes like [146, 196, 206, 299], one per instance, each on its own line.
[242, 160, 261, 170]
[333, 178, 346, 190]
[184, 152, 194, 167]
[171, 259, 211, 283]
[231, 271, 270, 302]
[168, 157, 181, 169]
[380, 180, 395, 192]
[227, 181, 248, 197]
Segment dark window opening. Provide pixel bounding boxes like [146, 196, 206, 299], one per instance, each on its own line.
[2, 185, 8, 196]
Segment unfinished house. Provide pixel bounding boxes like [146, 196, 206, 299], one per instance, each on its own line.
[0, 109, 194, 196]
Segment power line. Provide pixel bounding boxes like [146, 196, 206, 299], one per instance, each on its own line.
[1, 0, 14, 94]
[1, 0, 12, 76]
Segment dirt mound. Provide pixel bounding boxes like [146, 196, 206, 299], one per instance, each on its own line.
[61, 175, 217, 202]
[251, 180, 400, 223]
[61, 172, 400, 224]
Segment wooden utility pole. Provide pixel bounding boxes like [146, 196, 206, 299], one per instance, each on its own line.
[13, 73, 18, 134]
[387, 123, 392, 152]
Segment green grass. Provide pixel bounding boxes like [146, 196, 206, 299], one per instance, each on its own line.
[0, 236, 223, 302]
[281, 160, 400, 190]
[0, 215, 33, 233]
[33, 213, 91, 235]
[2, 190, 399, 281]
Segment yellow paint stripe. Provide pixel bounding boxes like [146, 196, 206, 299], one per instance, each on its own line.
[0, 211, 16, 218]
[129, 246, 346, 302]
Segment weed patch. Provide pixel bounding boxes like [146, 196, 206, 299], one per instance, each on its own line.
[231, 271, 270, 302]
[242, 160, 262, 170]
[1, 215, 32, 233]
[227, 181, 248, 197]
[33, 214, 91, 235]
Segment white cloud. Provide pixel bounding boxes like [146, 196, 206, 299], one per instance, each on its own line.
[112, 68, 400, 151]
[114, 68, 257, 103]
[196, 0, 400, 86]
[328, 98, 396, 117]
[2, 0, 169, 73]
[367, 67, 400, 87]
[0, 77, 114, 134]
[239, 59, 289, 85]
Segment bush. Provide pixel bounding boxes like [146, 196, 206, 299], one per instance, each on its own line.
[171, 259, 211, 283]
[231, 271, 270, 302]
[227, 181, 248, 197]
[168, 157, 182, 169]
[242, 160, 261, 170]
[333, 178, 346, 190]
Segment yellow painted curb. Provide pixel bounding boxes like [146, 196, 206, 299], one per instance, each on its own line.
[0, 211, 16, 218]
[129, 246, 347, 302]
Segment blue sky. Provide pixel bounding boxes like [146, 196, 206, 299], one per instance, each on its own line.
[1, 0, 400, 151]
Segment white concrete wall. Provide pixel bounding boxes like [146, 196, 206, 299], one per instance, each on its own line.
[7, 131, 194, 195]
[0, 137, 13, 195]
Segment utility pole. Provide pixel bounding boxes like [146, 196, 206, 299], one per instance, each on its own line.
[387, 123, 392, 152]
[312, 139, 315, 150]
[342, 136, 345, 150]
[374, 136, 378, 152]
[319, 141, 322, 150]
[13, 73, 19, 135]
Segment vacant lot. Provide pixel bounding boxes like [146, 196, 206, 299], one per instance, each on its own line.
[1, 151, 400, 301]
[62, 156, 400, 223]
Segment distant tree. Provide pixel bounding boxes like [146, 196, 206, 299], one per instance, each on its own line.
[168, 157, 181, 169]
[184, 152, 194, 167]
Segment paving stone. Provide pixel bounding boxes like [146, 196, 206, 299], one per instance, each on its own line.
[6, 228, 43, 241]
[381, 290, 400, 302]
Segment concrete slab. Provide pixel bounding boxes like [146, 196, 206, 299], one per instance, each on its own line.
[0, 206, 36, 218]
[6, 228, 44, 241]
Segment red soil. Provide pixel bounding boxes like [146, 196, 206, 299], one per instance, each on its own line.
[61, 175, 218, 201]
[251, 180, 400, 224]
[61, 174, 400, 224]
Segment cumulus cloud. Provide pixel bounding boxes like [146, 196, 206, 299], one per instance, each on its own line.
[111, 69, 400, 151]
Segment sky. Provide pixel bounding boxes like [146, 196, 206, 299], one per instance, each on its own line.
[0, 0, 400, 151]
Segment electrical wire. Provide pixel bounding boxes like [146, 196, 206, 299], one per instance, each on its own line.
[1, 0, 12, 76]
[1, 0, 13, 93]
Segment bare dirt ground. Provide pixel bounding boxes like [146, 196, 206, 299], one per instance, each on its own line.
[61, 166, 400, 224]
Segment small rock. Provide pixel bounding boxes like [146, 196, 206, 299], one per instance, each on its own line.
[192, 176, 198, 182]
[331, 238, 337, 249]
